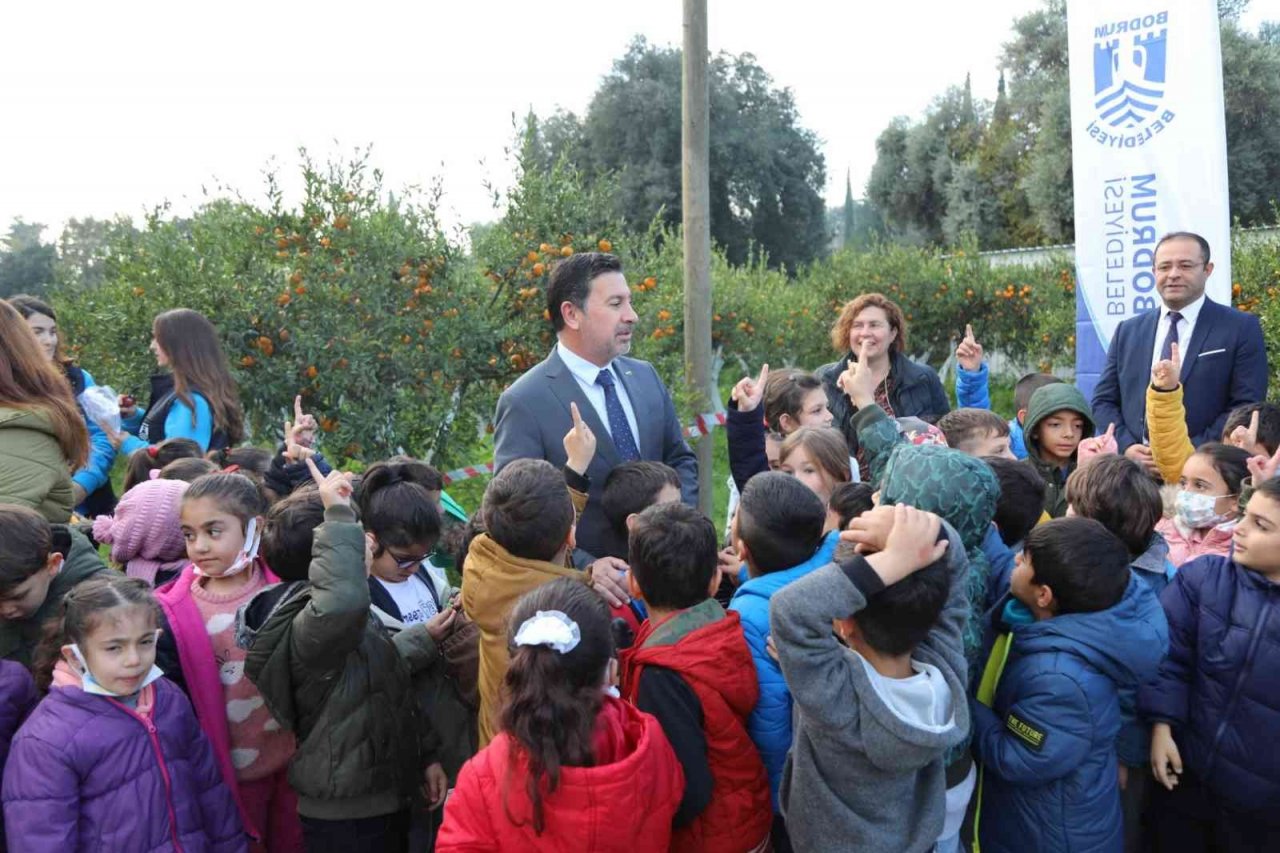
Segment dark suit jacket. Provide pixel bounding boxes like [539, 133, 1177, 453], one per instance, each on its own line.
[492, 348, 698, 561]
[1091, 298, 1268, 450]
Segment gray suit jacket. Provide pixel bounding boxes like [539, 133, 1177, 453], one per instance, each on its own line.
[492, 348, 699, 561]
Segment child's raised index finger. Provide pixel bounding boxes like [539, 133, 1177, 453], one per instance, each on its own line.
[1249, 409, 1260, 439]
[964, 323, 975, 341]
[1170, 341, 1180, 366]
[294, 395, 305, 423]
[569, 401, 583, 428]
[757, 363, 769, 387]
[304, 456, 325, 485]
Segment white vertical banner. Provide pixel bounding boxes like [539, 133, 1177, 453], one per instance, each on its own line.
[1068, 0, 1230, 395]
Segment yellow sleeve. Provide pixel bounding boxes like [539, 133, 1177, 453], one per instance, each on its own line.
[1147, 383, 1195, 485]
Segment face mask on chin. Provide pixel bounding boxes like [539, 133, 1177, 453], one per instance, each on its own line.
[193, 518, 260, 579]
[66, 636, 164, 698]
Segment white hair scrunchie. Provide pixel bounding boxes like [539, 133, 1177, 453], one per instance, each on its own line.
[513, 610, 581, 655]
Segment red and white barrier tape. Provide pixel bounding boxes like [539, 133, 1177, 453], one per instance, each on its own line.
[443, 409, 728, 485]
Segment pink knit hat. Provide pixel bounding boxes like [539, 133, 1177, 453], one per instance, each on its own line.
[92, 478, 190, 585]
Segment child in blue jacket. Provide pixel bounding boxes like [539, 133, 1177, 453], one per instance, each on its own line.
[954, 324, 1062, 462]
[727, 473, 838, 832]
[1140, 477, 1280, 850]
[972, 517, 1167, 853]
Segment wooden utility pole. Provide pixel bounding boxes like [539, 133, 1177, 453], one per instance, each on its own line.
[682, 0, 713, 516]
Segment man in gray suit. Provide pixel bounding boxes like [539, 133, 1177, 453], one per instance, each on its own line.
[493, 252, 698, 598]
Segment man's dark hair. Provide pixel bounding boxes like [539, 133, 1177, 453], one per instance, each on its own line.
[1013, 373, 1063, 417]
[1024, 517, 1130, 615]
[938, 408, 1010, 452]
[1155, 231, 1211, 265]
[984, 457, 1047, 548]
[262, 488, 332, 582]
[1064, 455, 1162, 558]
[601, 462, 681, 537]
[1223, 403, 1280, 457]
[737, 473, 825, 574]
[481, 459, 574, 562]
[546, 252, 623, 333]
[853, 537, 951, 656]
[628, 503, 718, 610]
[828, 482, 875, 532]
[0, 505, 58, 596]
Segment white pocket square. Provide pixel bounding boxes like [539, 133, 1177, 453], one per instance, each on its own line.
[1198, 348, 1226, 358]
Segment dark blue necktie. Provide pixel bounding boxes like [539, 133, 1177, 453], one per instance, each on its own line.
[595, 368, 640, 462]
[1160, 311, 1183, 361]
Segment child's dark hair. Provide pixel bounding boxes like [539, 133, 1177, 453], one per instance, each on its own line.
[1065, 456, 1161, 557]
[261, 488, 331, 582]
[500, 578, 613, 835]
[182, 472, 268, 529]
[601, 462, 680, 537]
[762, 368, 825, 434]
[984, 457, 1047, 548]
[122, 438, 203, 494]
[159, 457, 219, 483]
[32, 574, 161, 691]
[828, 482, 875, 531]
[1024, 517, 1130, 615]
[737, 472, 825, 573]
[1189, 442, 1251, 497]
[938, 408, 1010, 452]
[1223, 403, 1280, 456]
[853, 528, 951, 655]
[628, 503, 718, 610]
[1014, 373, 1063, 416]
[0, 504, 67, 597]
[1255, 476, 1280, 503]
[481, 459, 574, 562]
[210, 446, 272, 478]
[355, 458, 442, 554]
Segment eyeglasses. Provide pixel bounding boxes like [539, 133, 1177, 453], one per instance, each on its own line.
[389, 551, 431, 569]
[1155, 261, 1204, 273]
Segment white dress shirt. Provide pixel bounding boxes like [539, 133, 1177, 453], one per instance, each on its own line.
[556, 342, 641, 445]
[1150, 293, 1206, 369]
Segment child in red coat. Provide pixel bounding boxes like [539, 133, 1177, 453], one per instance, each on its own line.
[437, 579, 682, 852]
[619, 503, 773, 853]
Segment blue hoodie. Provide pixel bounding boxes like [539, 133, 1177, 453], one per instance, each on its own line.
[729, 530, 839, 809]
[972, 577, 1168, 853]
[954, 363, 1028, 460]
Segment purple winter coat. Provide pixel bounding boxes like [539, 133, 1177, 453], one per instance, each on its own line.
[2, 676, 246, 853]
[0, 661, 36, 853]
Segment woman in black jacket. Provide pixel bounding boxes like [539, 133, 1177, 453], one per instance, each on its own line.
[817, 292, 949, 461]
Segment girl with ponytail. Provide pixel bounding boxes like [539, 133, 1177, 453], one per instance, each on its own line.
[436, 578, 683, 852]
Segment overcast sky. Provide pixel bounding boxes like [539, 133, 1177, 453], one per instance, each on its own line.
[3, 0, 1276, 238]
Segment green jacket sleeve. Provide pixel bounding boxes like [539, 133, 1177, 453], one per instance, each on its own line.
[290, 504, 374, 676]
[852, 404, 905, 490]
[392, 623, 439, 674]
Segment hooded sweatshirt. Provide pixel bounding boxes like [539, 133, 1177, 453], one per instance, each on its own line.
[460, 533, 584, 747]
[437, 697, 684, 852]
[1022, 384, 1096, 519]
[971, 577, 1167, 853]
[771, 523, 971, 853]
[728, 531, 839, 808]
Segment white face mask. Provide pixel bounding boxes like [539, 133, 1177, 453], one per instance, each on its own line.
[192, 517, 260, 579]
[1175, 489, 1235, 530]
[66, 636, 165, 698]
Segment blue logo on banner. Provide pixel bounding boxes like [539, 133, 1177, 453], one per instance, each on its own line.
[1093, 18, 1168, 129]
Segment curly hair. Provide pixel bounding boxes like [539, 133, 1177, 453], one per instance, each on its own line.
[829, 293, 907, 355]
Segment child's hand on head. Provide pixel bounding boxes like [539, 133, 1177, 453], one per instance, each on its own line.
[562, 402, 597, 476]
[1151, 341, 1180, 391]
[838, 341, 879, 408]
[730, 363, 769, 413]
[955, 324, 984, 373]
[840, 504, 895, 554]
[861, 505, 949, 587]
[306, 457, 353, 509]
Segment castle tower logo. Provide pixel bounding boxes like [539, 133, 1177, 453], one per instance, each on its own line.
[1086, 13, 1175, 147]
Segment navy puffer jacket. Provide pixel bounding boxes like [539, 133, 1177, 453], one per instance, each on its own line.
[1139, 555, 1280, 815]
